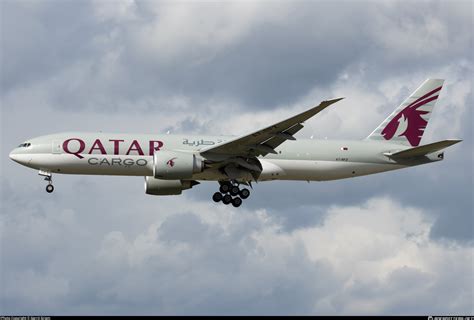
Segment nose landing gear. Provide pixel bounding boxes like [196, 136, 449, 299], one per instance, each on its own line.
[39, 170, 54, 193]
[212, 181, 251, 208]
[46, 183, 54, 193]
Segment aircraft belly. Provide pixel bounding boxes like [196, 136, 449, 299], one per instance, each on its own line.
[260, 159, 404, 181]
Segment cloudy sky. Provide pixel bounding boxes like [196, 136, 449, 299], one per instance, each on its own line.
[1, 0, 472, 315]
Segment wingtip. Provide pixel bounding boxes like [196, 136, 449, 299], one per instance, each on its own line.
[325, 97, 345, 104]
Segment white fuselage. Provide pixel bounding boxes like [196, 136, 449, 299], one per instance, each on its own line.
[9, 132, 438, 182]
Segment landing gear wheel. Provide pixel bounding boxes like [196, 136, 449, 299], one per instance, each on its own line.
[220, 184, 230, 194]
[230, 185, 240, 196]
[222, 194, 232, 205]
[239, 188, 250, 199]
[46, 184, 54, 193]
[232, 197, 242, 208]
[212, 192, 223, 202]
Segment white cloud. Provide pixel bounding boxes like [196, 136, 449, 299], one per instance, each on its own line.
[92, 0, 138, 23]
[269, 197, 472, 314]
[128, 1, 272, 65]
[370, 8, 448, 60]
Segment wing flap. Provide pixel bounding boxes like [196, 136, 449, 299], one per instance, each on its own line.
[263, 123, 303, 150]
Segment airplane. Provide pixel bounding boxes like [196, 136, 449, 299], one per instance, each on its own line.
[9, 79, 461, 208]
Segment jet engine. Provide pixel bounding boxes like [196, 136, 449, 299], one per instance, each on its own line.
[145, 176, 200, 195]
[153, 150, 203, 179]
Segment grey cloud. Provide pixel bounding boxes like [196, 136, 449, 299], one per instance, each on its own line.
[158, 212, 213, 244]
[162, 116, 214, 135]
[1, 1, 99, 91]
[1, 0, 469, 153]
[8, 0, 472, 112]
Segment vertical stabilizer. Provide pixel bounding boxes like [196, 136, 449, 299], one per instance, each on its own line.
[366, 79, 444, 146]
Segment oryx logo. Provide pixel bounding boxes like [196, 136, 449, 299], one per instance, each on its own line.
[382, 86, 442, 146]
[166, 157, 177, 167]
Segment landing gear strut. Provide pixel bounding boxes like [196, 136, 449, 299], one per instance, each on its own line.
[39, 170, 54, 193]
[212, 181, 251, 208]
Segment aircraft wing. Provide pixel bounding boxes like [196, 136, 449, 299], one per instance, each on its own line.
[200, 98, 344, 157]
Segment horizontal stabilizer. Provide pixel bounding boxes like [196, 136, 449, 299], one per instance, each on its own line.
[387, 139, 462, 159]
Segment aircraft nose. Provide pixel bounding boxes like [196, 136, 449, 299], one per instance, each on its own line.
[9, 149, 20, 162]
[9, 148, 28, 164]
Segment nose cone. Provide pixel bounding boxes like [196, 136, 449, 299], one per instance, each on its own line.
[8, 149, 17, 161]
[9, 148, 28, 165]
[9, 149, 19, 162]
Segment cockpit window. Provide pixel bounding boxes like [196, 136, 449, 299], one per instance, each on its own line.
[17, 143, 31, 148]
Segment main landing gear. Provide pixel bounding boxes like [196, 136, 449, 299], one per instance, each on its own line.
[39, 170, 54, 193]
[212, 181, 250, 208]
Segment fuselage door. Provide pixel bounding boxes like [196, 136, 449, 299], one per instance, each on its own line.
[52, 140, 62, 154]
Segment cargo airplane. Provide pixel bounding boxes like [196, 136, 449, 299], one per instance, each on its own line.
[9, 79, 461, 207]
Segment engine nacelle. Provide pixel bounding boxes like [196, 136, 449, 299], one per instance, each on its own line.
[145, 176, 199, 196]
[153, 150, 203, 180]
